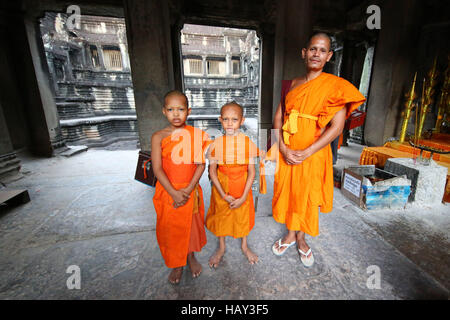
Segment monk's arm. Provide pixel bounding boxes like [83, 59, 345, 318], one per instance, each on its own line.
[151, 132, 188, 205]
[296, 107, 346, 161]
[273, 102, 302, 165]
[208, 160, 230, 199]
[230, 163, 255, 209]
[180, 163, 205, 196]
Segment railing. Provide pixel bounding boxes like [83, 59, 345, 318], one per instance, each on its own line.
[184, 75, 249, 87]
[71, 69, 132, 84]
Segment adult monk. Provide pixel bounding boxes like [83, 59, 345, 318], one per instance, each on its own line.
[270, 33, 366, 267]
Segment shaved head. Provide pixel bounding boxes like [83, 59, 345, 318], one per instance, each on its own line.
[305, 32, 332, 51]
[220, 101, 244, 117]
[164, 90, 189, 108]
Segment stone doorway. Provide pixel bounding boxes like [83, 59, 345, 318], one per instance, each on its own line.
[180, 24, 261, 144]
[39, 12, 138, 150]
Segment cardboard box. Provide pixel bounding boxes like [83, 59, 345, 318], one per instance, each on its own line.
[341, 165, 411, 210]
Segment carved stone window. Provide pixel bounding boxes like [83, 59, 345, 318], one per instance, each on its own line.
[103, 46, 123, 70]
[207, 58, 226, 75]
[232, 59, 240, 75]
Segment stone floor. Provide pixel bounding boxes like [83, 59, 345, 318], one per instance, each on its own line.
[0, 142, 448, 300]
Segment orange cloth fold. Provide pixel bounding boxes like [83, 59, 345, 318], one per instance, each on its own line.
[152, 125, 211, 268]
[272, 73, 365, 236]
[205, 133, 263, 238]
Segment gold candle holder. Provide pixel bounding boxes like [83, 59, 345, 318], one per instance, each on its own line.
[417, 57, 439, 139]
[399, 72, 417, 142]
[435, 56, 449, 133]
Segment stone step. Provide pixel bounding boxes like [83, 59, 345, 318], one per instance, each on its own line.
[0, 162, 21, 177]
[58, 145, 88, 157]
[0, 157, 20, 170]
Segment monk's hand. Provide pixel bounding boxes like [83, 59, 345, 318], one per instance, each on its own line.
[171, 190, 187, 208]
[280, 145, 303, 165]
[223, 194, 235, 204]
[293, 148, 313, 163]
[230, 197, 245, 209]
[179, 187, 192, 200]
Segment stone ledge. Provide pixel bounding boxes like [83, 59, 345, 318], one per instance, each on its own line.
[60, 115, 137, 127]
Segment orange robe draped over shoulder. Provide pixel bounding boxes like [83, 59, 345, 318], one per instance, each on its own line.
[206, 133, 265, 238]
[272, 72, 365, 236]
[152, 125, 210, 268]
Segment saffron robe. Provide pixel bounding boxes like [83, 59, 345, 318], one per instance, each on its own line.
[152, 125, 210, 268]
[271, 72, 365, 236]
[206, 133, 266, 238]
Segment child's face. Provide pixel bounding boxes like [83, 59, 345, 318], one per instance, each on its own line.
[163, 95, 190, 128]
[219, 105, 245, 136]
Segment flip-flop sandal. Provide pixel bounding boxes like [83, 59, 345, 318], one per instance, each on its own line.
[298, 248, 314, 267]
[272, 239, 296, 256]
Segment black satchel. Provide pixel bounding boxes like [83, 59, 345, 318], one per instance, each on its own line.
[134, 150, 157, 187]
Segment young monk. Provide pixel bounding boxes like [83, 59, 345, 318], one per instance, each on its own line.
[151, 90, 210, 284]
[205, 102, 266, 268]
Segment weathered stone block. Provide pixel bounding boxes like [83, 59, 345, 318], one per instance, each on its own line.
[385, 158, 447, 205]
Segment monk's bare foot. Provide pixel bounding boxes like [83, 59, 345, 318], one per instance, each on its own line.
[187, 253, 202, 278]
[208, 247, 225, 269]
[241, 246, 259, 265]
[168, 267, 183, 284]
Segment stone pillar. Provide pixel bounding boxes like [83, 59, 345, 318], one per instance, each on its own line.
[123, 0, 175, 151]
[258, 24, 276, 149]
[170, 20, 184, 91]
[64, 48, 74, 80]
[364, 0, 422, 146]
[119, 43, 130, 71]
[272, 0, 313, 114]
[96, 44, 106, 70]
[23, 13, 64, 154]
[226, 53, 232, 76]
[202, 55, 208, 77]
[0, 101, 14, 156]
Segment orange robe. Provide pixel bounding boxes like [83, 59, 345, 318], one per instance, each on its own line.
[152, 125, 210, 268]
[272, 72, 365, 236]
[206, 133, 265, 238]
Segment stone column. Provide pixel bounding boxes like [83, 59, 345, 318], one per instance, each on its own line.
[123, 0, 175, 151]
[170, 20, 184, 91]
[23, 13, 64, 154]
[272, 0, 313, 113]
[258, 24, 276, 149]
[119, 43, 130, 71]
[96, 44, 106, 70]
[0, 100, 14, 157]
[364, 0, 423, 146]
[202, 55, 208, 76]
[226, 53, 232, 76]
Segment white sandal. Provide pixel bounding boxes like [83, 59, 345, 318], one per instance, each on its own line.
[272, 239, 296, 256]
[298, 248, 314, 267]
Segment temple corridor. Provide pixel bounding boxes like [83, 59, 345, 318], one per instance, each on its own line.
[0, 142, 448, 299]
